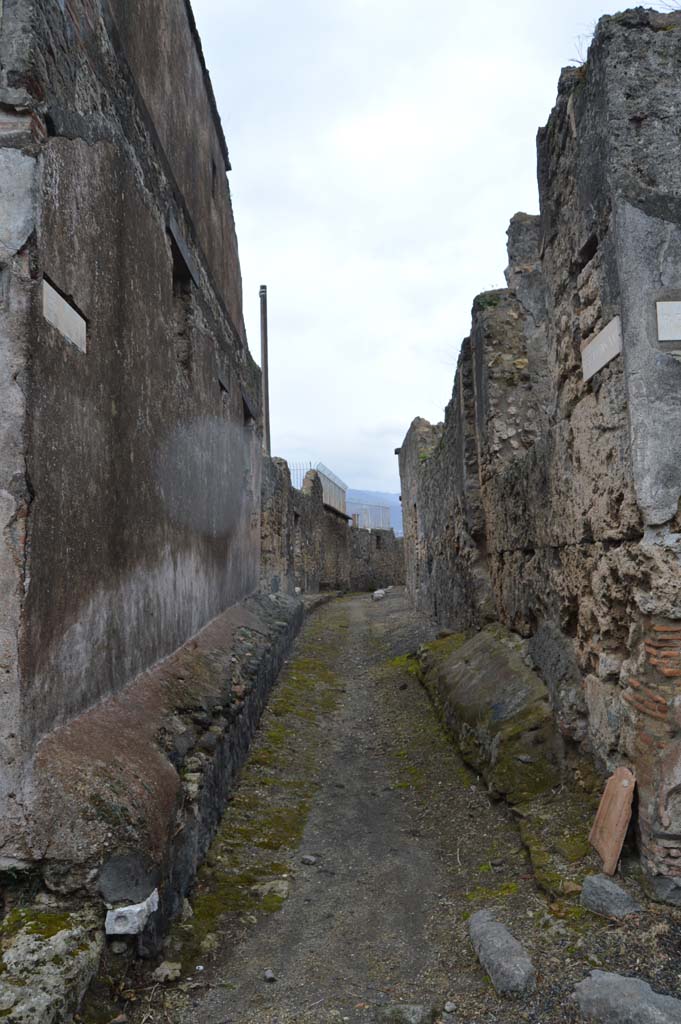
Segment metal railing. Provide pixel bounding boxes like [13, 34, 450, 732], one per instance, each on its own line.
[315, 463, 348, 515]
[289, 461, 313, 490]
[287, 460, 348, 516]
[347, 502, 391, 531]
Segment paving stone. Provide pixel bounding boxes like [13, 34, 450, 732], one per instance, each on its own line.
[574, 970, 681, 1022]
[580, 874, 642, 918]
[468, 909, 536, 997]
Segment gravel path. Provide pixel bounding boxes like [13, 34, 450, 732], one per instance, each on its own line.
[83, 589, 681, 1024]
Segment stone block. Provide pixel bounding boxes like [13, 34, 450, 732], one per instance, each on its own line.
[417, 626, 560, 803]
[0, 148, 35, 254]
[580, 874, 642, 918]
[98, 853, 160, 905]
[104, 889, 159, 936]
[574, 970, 681, 1023]
[468, 910, 536, 997]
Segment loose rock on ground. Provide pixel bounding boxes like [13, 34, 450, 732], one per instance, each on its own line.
[574, 970, 681, 1023]
[580, 875, 642, 920]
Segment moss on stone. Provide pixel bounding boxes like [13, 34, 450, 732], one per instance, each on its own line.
[517, 782, 600, 898]
[420, 633, 469, 663]
[555, 833, 591, 863]
[165, 609, 347, 972]
[474, 291, 503, 311]
[465, 881, 519, 902]
[389, 654, 420, 679]
[0, 908, 74, 943]
[490, 728, 560, 805]
[260, 893, 285, 913]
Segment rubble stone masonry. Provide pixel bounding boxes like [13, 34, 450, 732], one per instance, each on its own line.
[260, 457, 405, 596]
[399, 9, 681, 902]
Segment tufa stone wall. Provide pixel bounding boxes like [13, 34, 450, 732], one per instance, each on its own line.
[0, 0, 261, 864]
[399, 9, 681, 902]
[261, 457, 405, 595]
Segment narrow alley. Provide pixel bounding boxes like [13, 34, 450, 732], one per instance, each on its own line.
[6, 6, 681, 1024]
[83, 591, 681, 1024]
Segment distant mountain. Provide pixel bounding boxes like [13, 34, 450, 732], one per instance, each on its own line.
[346, 489, 403, 536]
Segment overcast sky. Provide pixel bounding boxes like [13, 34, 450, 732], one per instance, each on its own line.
[192, 0, 671, 493]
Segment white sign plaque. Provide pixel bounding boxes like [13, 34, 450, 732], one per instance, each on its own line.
[656, 301, 681, 343]
[582, 316, 622, 382]
[42, 279, 87, 352]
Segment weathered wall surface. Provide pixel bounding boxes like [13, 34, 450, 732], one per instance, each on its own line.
[32, 591, 305, 936]
[348, 526, 405, 593]
[400, 10, 681, 901]
[261, 457, 404, 596]
[0, 0, 260, 862]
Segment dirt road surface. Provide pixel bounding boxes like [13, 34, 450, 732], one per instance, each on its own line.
[82, 590, 681, 1024]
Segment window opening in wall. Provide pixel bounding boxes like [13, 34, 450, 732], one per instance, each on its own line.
[211, 158, 218, 199]
[167, 217, 196, 377]
[167, 213, 198, 293]
[171, 241, 192, 298]
[376, 535, 382, 550]
[571, 233, 598, 277]
[241, 388, 257, 427]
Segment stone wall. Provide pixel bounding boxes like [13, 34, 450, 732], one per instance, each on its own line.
[261, 457, 404, 595]
[399, 10, 681, 901]
[0, 1, 261, 863]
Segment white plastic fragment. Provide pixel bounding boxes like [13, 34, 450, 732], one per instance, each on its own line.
[105, 888, 159, 936]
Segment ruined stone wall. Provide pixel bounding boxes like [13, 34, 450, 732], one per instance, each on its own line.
[0, 0, 261, 861]
[348, 527, 405, 593]
[399, 10, 681, 901]
[261, 457, 405, 595]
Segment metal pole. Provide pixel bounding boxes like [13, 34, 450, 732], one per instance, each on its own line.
[259, 284, 271, 456]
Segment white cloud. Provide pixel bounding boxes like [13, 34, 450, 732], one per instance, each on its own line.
[192, 0, 673, 491]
